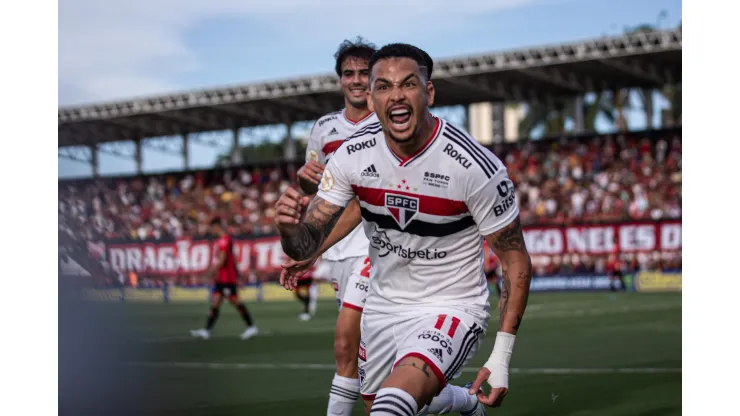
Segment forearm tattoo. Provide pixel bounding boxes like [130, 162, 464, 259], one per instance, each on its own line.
[281, 197, 345, 261]
[488, 217, 532, 333]
[489, 217, 527, 252]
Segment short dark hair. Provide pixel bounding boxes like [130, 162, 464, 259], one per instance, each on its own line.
[368, 43, 434, 81]
[334, 36, 377, 76]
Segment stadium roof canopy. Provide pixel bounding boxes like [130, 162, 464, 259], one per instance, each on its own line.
[59, 29, 681, 148]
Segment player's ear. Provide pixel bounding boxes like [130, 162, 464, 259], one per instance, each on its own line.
[426, 80, 435, 107]
[367, 89, 375, 113]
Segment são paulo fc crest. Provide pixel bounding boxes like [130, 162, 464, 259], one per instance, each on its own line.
[385, 193, 419, 229]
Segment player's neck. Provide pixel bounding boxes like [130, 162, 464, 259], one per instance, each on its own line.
[386, 113, 436, 159]
[343, 104, 371, 124]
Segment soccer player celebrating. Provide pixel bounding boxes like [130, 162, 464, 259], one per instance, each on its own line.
[190, 218, 258, 340]
[275, 43, 532, 415]
[291, 37, 381, 416]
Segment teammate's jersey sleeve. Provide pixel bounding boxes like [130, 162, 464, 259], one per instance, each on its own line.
[316, 148, 354, 208]
[305, 121, 323, 163]
[466, 167, 520, 236]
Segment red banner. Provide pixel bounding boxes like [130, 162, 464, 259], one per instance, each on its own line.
[104, 236, 288, 276]
[523, 221, 681, 255]
[101, 220, 681, 276]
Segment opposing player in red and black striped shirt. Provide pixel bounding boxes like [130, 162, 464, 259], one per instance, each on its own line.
[190, 218, 258, 340]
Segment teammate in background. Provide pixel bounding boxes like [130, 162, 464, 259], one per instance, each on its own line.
[294, 263, 318, 320]
[276, 43, 532, 416]
[190, 218, 259, 340]
[292, 37, 379, 416]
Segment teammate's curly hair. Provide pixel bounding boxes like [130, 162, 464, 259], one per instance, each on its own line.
[333, 36, 377, 76]
[368, 43, 434, 81]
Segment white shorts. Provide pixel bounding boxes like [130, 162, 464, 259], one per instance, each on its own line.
[358, 308, 487, 400]
[324, 256, 371, 311]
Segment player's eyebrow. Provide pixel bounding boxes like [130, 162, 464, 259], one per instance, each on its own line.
[374, 73, 418, 85]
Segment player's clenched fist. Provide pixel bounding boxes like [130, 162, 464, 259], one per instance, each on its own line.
[274, 187, 312, 234]
[297, 161, 326, 185]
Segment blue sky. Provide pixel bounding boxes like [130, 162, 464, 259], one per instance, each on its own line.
[58, 0, 682, 179]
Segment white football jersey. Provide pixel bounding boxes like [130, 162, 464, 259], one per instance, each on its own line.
[306, 109, 378, 261]
[316, 117, 519, 317]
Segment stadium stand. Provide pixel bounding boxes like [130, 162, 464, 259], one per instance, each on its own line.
[58, 29, 681, 288]
[59, 127, 681, 285]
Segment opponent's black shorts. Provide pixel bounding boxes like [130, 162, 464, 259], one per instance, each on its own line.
[295, 278, 313, 288]
[610, 270, 623, 279]
[485, 270, 498, 281]
[213, 282, 238, 297]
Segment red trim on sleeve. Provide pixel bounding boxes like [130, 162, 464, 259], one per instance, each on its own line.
[342, 302, 363, 312]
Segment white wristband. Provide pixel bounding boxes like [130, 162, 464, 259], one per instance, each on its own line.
[483, 331, 516, 389]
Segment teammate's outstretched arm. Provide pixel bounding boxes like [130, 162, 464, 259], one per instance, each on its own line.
[275, 187, 346, 261]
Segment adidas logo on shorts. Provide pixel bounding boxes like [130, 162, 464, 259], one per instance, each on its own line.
[361, 164, 380, 178]
[428, 348, 443, 363]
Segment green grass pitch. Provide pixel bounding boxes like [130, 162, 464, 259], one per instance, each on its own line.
[64, 291, 681, 415]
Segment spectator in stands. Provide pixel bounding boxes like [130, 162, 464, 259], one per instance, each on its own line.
[59, 130, 681, 281]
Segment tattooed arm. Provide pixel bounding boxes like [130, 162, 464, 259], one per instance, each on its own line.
[466, 166, 530, 407]
[484, 217, 532, 335]
[276, 189, 346, 261]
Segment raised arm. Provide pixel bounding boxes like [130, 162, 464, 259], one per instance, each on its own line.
[314, 197, 362, 257]
[277, 197, 362, 290]
[275, 188, 346, 261]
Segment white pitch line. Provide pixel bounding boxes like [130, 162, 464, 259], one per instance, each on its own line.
[138, 303, 680, 344]
[125, 361, 680, 375]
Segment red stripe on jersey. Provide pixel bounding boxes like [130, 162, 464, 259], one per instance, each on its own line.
[387, 118, 441, 166]
[352, 185, 468, 217]
[322, 140, 343, 156]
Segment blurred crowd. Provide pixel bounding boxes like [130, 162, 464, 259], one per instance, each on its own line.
[59, 164, 296, 242]
[494, 132, 682, 225]
[59, 129, 682, 278]
[529, 251, 682, 277]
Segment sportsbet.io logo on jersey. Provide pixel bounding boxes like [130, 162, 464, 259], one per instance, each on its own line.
[370, 227, 447, 259]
